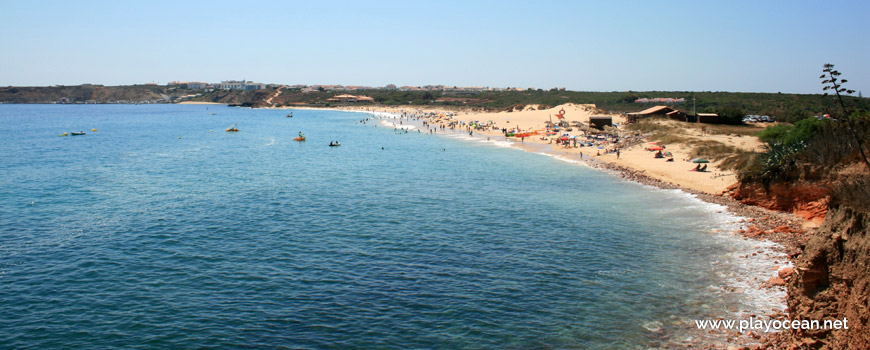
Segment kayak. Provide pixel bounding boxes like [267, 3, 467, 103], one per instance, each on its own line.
[293, 137, 306, 141]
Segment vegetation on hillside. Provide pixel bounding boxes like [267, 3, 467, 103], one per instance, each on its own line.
[741, 64, 869, 208]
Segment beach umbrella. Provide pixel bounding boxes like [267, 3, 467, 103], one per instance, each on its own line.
[649, 146, 664, 151]
[691, 158, 710, 163]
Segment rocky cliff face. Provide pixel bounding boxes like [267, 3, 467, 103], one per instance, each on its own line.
[786, 204, 870, 349]
[0, 85, 186, 103]
[728, 182, 830, 226]
[192, 89, 275, 107]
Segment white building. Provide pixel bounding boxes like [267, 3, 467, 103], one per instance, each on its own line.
[219, 80, 266, 90]
[220, 80, 246, 90]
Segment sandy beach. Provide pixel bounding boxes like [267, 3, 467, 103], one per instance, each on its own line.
[334, 103, 764, 195]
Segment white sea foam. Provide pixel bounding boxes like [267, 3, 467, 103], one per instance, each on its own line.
[440, 133, 515, 149]
[379, 119, 417, 130]
[652, 187, 788, 319]
[537, 152, 591, 167]
[525, 148, 788, 325]
[480, 139, 514, 148]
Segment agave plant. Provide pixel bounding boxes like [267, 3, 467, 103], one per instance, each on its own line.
[758, 140, 806, 186]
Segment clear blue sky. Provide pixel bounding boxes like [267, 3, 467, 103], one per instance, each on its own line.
[1, 0, 867, 94]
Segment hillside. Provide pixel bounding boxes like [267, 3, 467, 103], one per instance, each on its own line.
[4, 85, 869, 123]
[0, 85, 194, 104]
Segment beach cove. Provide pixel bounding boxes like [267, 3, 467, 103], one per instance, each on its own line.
[1, 104, 794, 349]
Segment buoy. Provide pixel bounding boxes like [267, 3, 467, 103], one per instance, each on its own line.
[92, 128, 97, 132]
[63, 132, 68, 136]
[178, 137, 182, 139]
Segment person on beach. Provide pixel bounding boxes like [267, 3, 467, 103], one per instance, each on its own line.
[616, 149, 620, 160]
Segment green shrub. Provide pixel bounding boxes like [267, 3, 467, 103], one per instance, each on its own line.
[715, 105, 746, 125]
[757, 124, 794, 143]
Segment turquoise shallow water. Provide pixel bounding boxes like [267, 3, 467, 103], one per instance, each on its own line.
[1, 104, 776, 349]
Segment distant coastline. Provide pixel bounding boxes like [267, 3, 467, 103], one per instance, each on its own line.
[3, 84, 868, 118]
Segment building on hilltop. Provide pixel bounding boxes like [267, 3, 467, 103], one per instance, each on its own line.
[219, 80, 266, 90]
[220, 80, 245, 90]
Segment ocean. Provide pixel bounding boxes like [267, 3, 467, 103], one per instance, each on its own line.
[0, 104, 784, 349]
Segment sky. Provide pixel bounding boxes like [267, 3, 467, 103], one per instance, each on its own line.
[1, 0, 868, 94]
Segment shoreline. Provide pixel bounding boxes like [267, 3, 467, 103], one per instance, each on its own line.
[177, 101, 227, 105]
[348, 107, 806, 349]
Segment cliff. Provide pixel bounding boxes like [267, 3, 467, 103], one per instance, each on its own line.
[189, 89, 276, 107]
[0, 85, 190, 103]
[728, 182, 830, 226]
[785, 204, 870, 349]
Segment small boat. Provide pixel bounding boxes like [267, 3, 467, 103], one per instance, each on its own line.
[329, 141, 341, 147]
[286, 113, 293, 118]
[70, 131, 86, 136]
[293, 137, 306, 141]
[226, 124, 239, 132]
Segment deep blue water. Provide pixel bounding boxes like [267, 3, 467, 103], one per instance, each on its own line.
[1, 104, 768, 349]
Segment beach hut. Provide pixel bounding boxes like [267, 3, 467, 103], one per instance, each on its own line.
[666, 110, 688, 122]
[589, 116, 613, 130]
[627, 106, 675, 123]
[697, 113, 720, 124]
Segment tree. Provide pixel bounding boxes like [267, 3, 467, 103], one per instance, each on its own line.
[821, 63, 870, 171]
[716, 105, 746, 125]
